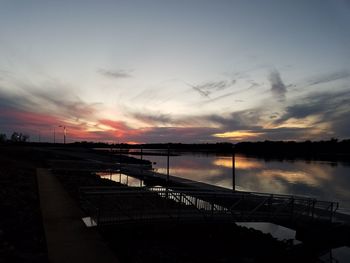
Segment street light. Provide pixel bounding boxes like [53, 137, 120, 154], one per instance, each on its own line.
[58, 125, 66, 144]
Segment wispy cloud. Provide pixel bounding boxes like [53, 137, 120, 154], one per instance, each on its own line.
[308, 70, 350, 86]
[131, 112, 173, 126]
[188, 80, 234, 98]
[269, 70, 287, 101]
[98, 68, 133, 79]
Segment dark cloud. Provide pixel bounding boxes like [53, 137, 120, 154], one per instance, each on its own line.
[132, 112, 173, 126]
[274, 90, 350, 139]
[98, 69, 132, 79]
[332, 113, 350, 138]
[275, 90, 350, 125]
[269, 70, 287, 101]
[0, 82, 101, 122]
[308, 70, 350, 86]
[129, 126, 220, 143]
[203, 110, 261, 131]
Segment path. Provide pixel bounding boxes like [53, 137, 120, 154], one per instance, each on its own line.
[37, 168, 119, 263]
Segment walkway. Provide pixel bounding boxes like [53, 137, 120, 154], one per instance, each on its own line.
[37, 168, 119, 263]
[79, 185, 339, 228]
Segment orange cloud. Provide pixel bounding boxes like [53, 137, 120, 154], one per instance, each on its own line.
[213, 130, 264, 141]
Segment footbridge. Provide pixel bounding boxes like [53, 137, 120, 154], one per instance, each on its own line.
[79, 185, 339, 229]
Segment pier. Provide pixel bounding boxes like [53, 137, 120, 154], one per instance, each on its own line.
[46, 150, 350, 247]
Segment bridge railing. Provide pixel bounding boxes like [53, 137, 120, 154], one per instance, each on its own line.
[79, 186, 338, 226]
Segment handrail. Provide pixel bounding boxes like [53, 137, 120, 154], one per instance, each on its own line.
[79, 185, 338, 226]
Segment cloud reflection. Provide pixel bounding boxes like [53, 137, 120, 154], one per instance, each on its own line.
[213, 156, 264, 170]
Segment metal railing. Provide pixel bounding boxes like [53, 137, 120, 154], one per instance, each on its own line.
[79, 186, 339, 226]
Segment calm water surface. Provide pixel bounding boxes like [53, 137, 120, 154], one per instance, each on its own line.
[138, 152, 350, 212]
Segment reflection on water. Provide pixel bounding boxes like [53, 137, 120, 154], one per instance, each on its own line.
[103, 151, 350, 262]
[214, 157, 264, 170]
[100, 173, 145, 187]
[236, 222, 299, 244]
[141, 153, 350, 212]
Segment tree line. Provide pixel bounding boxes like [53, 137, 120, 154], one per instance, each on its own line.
[0, 132, 30, 143]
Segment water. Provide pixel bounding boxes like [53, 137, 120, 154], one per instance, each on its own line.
[130, 151, 350, 261]
[139, 152, 350, 213]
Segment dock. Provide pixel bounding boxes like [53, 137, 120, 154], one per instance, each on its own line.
[44, 149, 350, 247]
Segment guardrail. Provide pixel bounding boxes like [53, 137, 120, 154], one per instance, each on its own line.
[79, 186, 339, 226]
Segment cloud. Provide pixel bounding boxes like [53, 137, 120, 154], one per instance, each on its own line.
[0, 105, 61, 133]
[131, 112, 173, 126]
[0, 78, 108, 142]
[273, 89, 350, 139]
[269, 70, 287, 101]
[188, 80, 233, 98]
[98, 119, 140, 139]
[0, 80, 102, 122]
[275, 90, 350, 124]
[98, 69, 132, 79]
[331, 113, 350, 138]
[308, 70, 350, 86]
[128, 126, 220, 143]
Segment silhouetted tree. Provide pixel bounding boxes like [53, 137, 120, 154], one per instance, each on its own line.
[10, 132, 29, 142]
[0, 133, 6, 143]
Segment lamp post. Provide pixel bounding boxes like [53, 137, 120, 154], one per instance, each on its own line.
[59, 125, 66, 144]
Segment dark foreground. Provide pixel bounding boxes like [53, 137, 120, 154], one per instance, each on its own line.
[0, 145, 334, 262]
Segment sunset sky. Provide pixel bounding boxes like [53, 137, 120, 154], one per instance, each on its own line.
[0, 0, 349, 143]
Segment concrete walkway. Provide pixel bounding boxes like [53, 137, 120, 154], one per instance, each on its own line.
[37, 168, 119, 263]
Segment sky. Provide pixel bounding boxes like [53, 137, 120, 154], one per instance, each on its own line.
[0, 0, 350, 143]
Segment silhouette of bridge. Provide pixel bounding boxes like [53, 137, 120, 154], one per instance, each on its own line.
[80, 185, 339, 230]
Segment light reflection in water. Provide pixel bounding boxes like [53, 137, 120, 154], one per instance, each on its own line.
[142, 153, 350, 211]
[99, 173, 145, 187]
[101, 152, 350, 261]
[213, 157, 264, 170]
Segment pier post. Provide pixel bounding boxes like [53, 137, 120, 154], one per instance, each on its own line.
[140, 145, 143, 187]
[167, 143, 170, 184]
[232, 144, 236, 191]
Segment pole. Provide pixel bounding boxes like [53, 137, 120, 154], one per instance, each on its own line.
[59, 125, 66, 144]
[119, 142, 122, 175]
[63, 126, 66, 144]
[140, 145, 143, 187]
[232, 144, 235, 191]
[167, 143, 170, 183]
